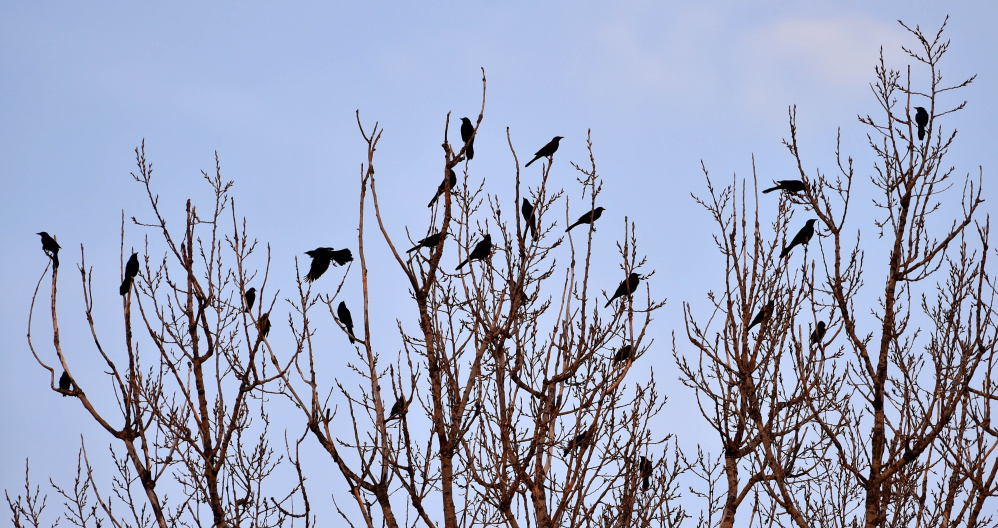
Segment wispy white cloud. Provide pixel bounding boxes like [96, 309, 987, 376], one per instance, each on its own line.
[735, 15, 906, 109]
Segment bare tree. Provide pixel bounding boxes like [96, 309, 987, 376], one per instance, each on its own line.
[14, 145, 306, 528]
[679, 18, 997, 528]
[277, 73, 683, 528]
[12, 73, 679, 528]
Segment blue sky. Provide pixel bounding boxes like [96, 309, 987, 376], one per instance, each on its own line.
[2, 1, 995, 519]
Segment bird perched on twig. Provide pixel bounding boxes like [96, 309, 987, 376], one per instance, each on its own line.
[613, 344, 633, 363]
[605, 273, 641, 308]
[780, 219, 818, 259]
[566, 207, 604, 232]
[461, 117, 475, 160]
[640, 456, 653, 491]
[524, 136, 563, 167]
[428, 170, 458, 208]
[407, 232, 446, 253]
[304, 248, 353, 282]
[244, 287, 256, 313]
[386, 397, 407, 422]
[37, 232, 61, 269]
[257, 312, 271, 338]
[748, 300, 774, 331]
[563, 425, 594, 456]
[914, 107, 928, 141]
[120, 252, 139, 296]
[522, 198, 537, 241]
[59, 371, 72, 396]
[810, 321, 826, 346]
[337, 301, 355, 344]
[456, 234, 492, 270]
[762, 180, 805, 194]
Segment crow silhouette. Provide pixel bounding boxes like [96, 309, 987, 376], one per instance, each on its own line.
[407, 232, 446, 253]
[305, 248, 353, 282]
[810, 321, 826, 345]
[120, 252, 139, 295]
[915, 107, 928, 141]
[780, 219, 818, 258]
[524, 136, 563, 167]
[748, 301, 773, 331]
[37, 232, 61, 269]
[605, 273, 641, 308]
[456, 234, 492, 270]
[461, 117, 475, 160]
[762, 180, 805, 194]
[428, 170, 458, 208]
[337, 301, 355, 344]
[566, 207, 605, 232]
[522, 198, 537, 241]
[244, 287, 256, 313]
[59, 371, 72, 396]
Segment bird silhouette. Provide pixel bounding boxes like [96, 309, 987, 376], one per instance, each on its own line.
[244, 287, 256, 313]
[780, 219, 818, 258]
[304, 248, 353, 282]
[461, 117, 475, 160]
[59, 370, 72, 396]
[563, 425, 594, 456]
[37, 232, 61, 269]
[566, 207, 605, 232]
[386, 397, 406, 422]
[407, 232, 446, 253]
[428, 170, 458, 208]
[524, 136, 563, 167]
[605, 273, 641, 308]
[522, 198, 537, 241]
[337, 301, 355, 344]
[762, 180, 805, 194]
[640, 456, 653, 491]
[747, 300, 773, 331]
[120, 252, 139, 296]
[456, 234, 492, 270]
[613, 344, 633, 363]
[915, 107, 928, 141]
[810, 321, 826, 345]
[257, 312, 271, 338]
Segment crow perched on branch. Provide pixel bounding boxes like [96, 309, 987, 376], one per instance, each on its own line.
[386, 397, 406, 422]
[810, 321, 826, 346]
[780, 219, 818, 258]
[120, 252, 139, 296]
[605, 273, 641, 308]
[407, 232, 446, 253]
[640, 456, 653, 491]
[524, 136, 563, 167]
[613, 344, 633, 363]
[915, 107, 928, 141]
[566, 207, 604, 232]
[456, 234, 492, 270]
[461, 117, 475, 160]
[748, 300, 773, 331]
[244, 287, 256, 313]
[762, 180, 805, 194]
[37, 232, 61, 269]
[563, 425, 594, 456]
[257, 312, 271, 338]
[522, 198, 537, 241]
[59, 371, 72, 396]
[428, 170, 458, 208]
[337, 301, 355, 344]
[304, 248, 353, 282]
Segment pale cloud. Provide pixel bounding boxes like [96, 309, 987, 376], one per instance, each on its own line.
[736, 15, 906, 109]
[580, 7, 908, 117]
[588, 4, 726, 101]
